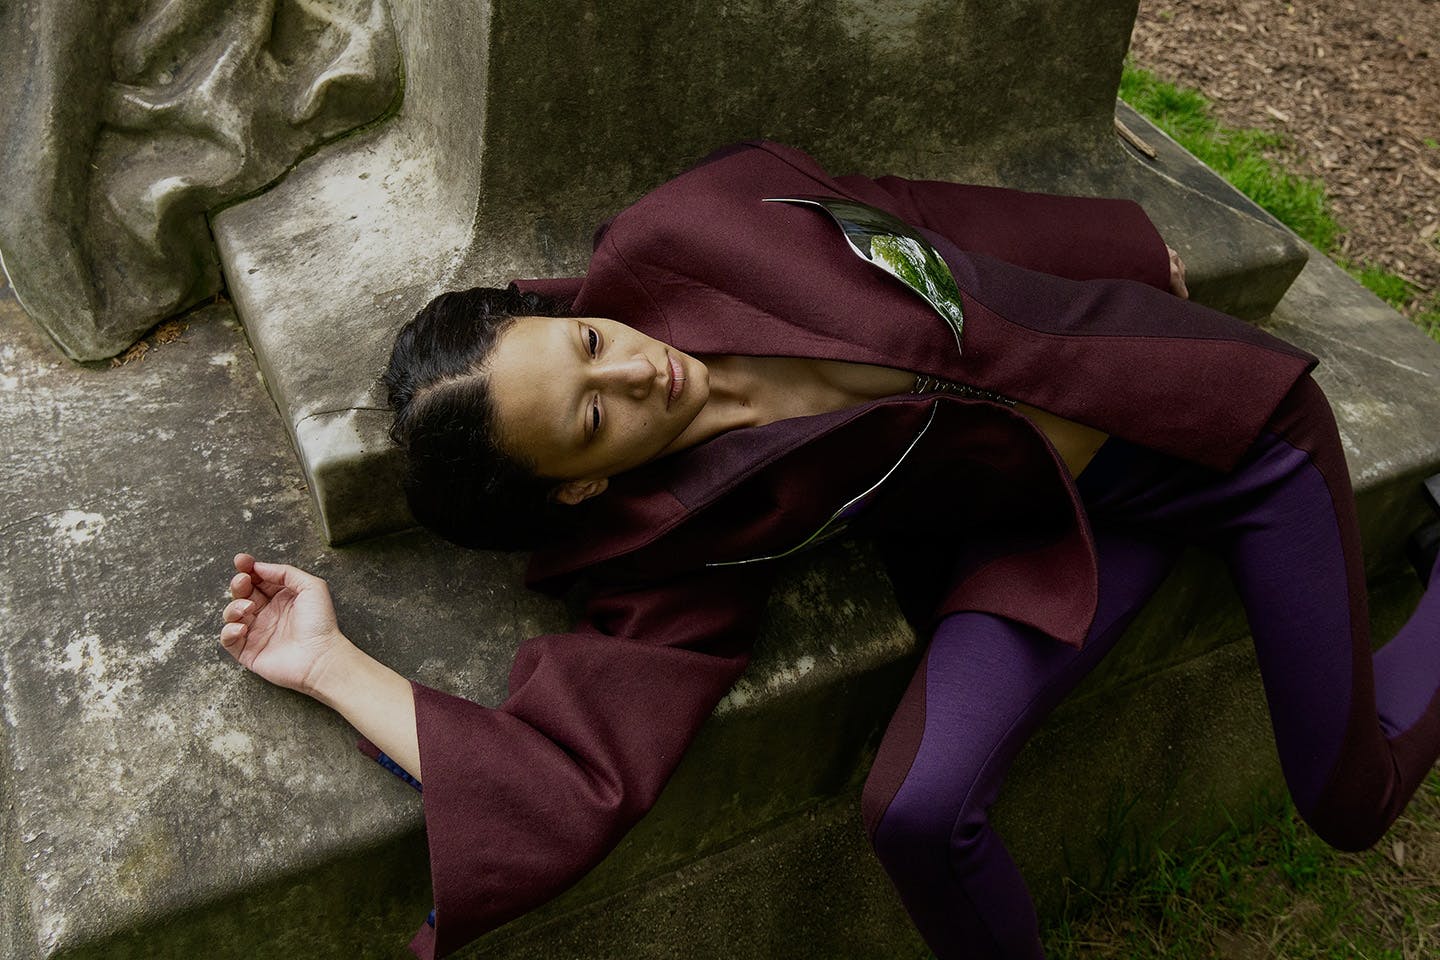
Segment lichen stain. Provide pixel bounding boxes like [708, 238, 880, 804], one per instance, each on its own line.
[56, 633, 135, 721]
[115, 821, 179, 901]
[208, 729, 258, 777]
[48, 509, 107, 545]
[1334, 397, 1395, 430]
[834, 0, 929, 54]
[715, 654, 819, 716]
[716, 685, 753, 714]
[146, 624, 185, 661]
[51, 624, 190, 722]
[0, 342, 26, 391]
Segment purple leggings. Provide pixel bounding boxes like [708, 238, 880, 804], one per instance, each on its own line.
[862, 377, 1440, 958]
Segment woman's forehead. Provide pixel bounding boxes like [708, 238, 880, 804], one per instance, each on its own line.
[487, 319, 579, 458]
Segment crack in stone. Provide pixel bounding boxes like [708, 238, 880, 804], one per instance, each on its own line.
[295, 405, 391, 424]
[0, 505, 107, 537]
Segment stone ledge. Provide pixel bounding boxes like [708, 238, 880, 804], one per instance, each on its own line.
[4, 229, 1439, 956]
[213, 27, 1309, 547]
[472, 632, 1290, 960]
[215, 110, 1309, 545]
[6, 3, 1440, 956]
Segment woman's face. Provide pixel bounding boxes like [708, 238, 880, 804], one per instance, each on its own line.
[486, 315, 711, 502]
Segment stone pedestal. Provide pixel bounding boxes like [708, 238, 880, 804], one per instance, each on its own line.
[2, 242, 1437, 955]
[0, 0, 401, 361]
[209, 0, 1307, 544]
[8, 1, 1438, 958]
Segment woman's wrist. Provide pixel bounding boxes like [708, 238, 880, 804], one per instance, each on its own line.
[303, 631, 363, 706]
[303, 635, 423, 781]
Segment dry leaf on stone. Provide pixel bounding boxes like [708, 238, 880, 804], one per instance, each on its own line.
[110, 341, 149, 367]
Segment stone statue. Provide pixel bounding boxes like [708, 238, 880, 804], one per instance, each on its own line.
[0, 0, 400, 360]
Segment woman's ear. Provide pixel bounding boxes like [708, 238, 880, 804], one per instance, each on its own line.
[551, 477, 609, 506]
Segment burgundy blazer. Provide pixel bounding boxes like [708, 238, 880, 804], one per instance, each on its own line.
[401, 141, 1317, 958]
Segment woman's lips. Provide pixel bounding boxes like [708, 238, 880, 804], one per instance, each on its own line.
[667, 353, 685, 406]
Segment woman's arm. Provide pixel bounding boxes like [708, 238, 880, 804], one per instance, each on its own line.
[409, 564, 769, 957]
[221, 551, 770, 959]
[220, 553, 422, 780]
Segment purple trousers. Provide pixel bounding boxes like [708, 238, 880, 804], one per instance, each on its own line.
[862, 377, 1440, 958]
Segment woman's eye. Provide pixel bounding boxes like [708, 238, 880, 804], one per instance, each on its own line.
[587, 328, 600, 357]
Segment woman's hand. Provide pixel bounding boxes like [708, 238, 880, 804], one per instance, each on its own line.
[220, 553, 351, 696]
[221, 553, 423, 779]
[1167, 245, 1189, 299]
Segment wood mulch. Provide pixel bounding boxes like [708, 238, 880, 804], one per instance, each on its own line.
[1129, 0, 1440, 311]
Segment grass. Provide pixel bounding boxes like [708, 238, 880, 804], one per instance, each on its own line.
[1120, 63, 1440, 346]
[1043, 771, 1440, 958]
[1119, 65, 1340, 252]
[1026, 67, 1440, 958]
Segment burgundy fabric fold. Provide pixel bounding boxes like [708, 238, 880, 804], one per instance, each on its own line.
[409, 567, 767, 957]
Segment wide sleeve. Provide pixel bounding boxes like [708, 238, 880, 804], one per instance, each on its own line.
[404, 564, 771, 959]
[833, 172, 1173, 291]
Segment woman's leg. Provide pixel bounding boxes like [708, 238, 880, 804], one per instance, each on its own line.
[861, 527, 1181, 959]
[1083, 375, 1440, 850]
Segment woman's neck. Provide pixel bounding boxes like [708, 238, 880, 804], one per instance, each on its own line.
[662, 354, 917, 456]
[662, 355, 771, 452]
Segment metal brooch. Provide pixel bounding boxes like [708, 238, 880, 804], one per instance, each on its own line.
[764, 195, 966, 353]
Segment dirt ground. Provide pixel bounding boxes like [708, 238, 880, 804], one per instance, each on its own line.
[1129, 0, 1440, 309]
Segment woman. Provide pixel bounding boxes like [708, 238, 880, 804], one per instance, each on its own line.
[219, 141, 1440, 959]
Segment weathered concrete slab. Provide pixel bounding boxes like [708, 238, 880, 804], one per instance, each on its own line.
[211, 0, 1308, 546]
[0, 295, 447, 957]
[5, 191, 1440, 959]
[5, 2, 1440, 956]
[0, 0, 401, 362]
[0, 288, 941, 956]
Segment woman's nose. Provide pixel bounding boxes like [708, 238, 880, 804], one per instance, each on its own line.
[595, 354, 660, 396]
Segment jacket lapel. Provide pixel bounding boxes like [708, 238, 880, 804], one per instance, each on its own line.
[525, 397, 941, 588]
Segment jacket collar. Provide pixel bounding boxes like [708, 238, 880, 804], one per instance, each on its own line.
[524, 395, 935, 588]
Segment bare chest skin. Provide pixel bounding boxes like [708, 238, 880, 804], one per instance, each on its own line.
[700, 355, 1109, 478]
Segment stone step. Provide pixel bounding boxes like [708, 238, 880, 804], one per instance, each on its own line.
[3, 232, 1438, 956]
[211, 10, 1308, 548]
[6, 0, 1440, 954]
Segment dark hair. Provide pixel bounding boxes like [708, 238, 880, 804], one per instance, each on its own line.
[383, 286, 578, 551]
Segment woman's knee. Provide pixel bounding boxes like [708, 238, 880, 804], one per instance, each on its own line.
[863, 767, 986, 873]
[1302, 796, 1391, 853]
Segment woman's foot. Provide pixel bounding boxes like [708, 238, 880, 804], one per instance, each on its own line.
[1407, 474, 1440, 584]
[1409, 522, 1440, 584]
[1425, 474, 1440, 518]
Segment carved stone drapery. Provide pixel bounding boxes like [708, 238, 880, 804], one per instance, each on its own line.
[0, 0, 400, 361]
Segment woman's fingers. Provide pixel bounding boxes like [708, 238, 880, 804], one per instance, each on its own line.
[1167, 246, 1189, 299]
[219, 621, 249, 666]
[229, 572, 279, 613]
[237, 552, 322, 592]
[233, 553, 302, 599]
[251, 559, 324, 594]
[230, 572, 252, 599]
[223, 598, 253, 623]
